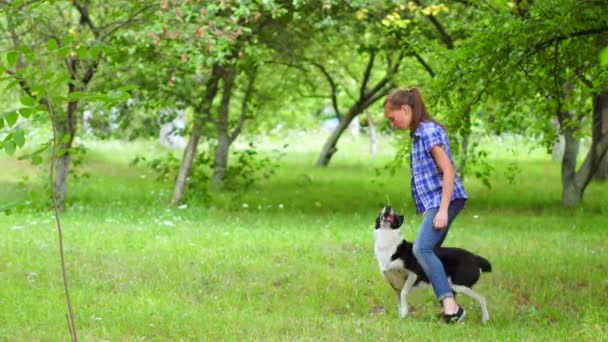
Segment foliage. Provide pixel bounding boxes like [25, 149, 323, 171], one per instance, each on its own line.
[131, 139, 287, 202]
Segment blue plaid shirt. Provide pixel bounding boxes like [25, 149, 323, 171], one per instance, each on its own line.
[410, 121, 467, 214]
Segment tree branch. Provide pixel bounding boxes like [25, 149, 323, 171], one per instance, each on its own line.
[411, 50, 435, 77]
[360, 50, 375, 100]
[97, 4, 155, 40]
[4, 68, 50, 107]
[533, 25, 608, 52]
[360, 84, 395, 109]
[310, 61, 341, 119]
[413, 0, 454, 49]
[576, 131, 608, 189]
[72, 0, 100, 39]
[230, 68, 256, 144]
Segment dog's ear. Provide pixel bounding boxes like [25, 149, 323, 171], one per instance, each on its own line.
[375, 214, 381, 229]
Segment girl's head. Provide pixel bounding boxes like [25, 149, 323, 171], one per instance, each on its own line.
[383, 88, 435, 132]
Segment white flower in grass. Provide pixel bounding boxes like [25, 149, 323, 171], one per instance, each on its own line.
[161, 220, 174, 226]
[278, 204, 284, 209]
[242, 203, 249, 208]
[473, 215, 479, 219]
[178, 204, 188, 209]
[11, 226, 24, 230]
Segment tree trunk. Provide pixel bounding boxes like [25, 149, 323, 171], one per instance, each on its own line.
[212, 133, 230, 190]
[596, 151, 608, 181]
[366, 111, 377, 158]
[171, 122, 202, 205]
[171, 64, 222, 205]
[212, 65, 236, 189]
[593, 91, 608, 180]
[560, 121, 581, 207]
[54, 100, 78, 204]
[560, 90, 608, 207]
[456, 134, 470, 180]
[316, 110, 358, 167]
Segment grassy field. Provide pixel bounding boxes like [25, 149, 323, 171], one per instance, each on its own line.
[1, 132, 607, 341]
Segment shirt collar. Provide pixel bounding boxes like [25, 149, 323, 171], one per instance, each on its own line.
[411, 121, 427, 138]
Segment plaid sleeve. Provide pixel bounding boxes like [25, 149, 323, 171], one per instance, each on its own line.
[421, 124, 447, 155]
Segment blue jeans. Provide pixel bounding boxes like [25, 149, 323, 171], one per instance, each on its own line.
[412, 205, 463, 302]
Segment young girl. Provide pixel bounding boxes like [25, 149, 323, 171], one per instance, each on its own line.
[383, 88, 468, 324]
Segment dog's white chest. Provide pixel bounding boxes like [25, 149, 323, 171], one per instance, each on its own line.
[374, 229, 404, 272]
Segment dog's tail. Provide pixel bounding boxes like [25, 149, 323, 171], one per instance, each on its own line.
[476, 255, 492, 273]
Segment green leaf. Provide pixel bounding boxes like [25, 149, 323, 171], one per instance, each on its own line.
[7, 51, 17, 67]
[67, 91, 87, 100]
[90, 46, 100, 60]
[13, 130, 25, 147]
[63, 36, 74, 46]
[4, 140, 16, 155]
[119, 85, 139, 92]
[20, 95, 36, 107]
[56, 148, 69, 157]
[60, 135, 71, 144]
[47, 39, 58, 51]
[31, 154, 43, 165]
[5, 112, 18, 127]
[600, 47, 608, 67]
[57, 46, 71, 59]
[19, 107, 35, 118]
[18, 46, 31, 54]
[76, 46, 88, 60]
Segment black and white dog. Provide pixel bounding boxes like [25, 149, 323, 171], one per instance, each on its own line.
[373, 205, 492, 323]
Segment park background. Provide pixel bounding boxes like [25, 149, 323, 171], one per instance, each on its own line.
[1, 1, 607, 340]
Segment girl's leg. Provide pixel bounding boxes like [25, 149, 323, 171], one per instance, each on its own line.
[412, 206, 463, 309]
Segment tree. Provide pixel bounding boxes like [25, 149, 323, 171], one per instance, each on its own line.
[2, 0, 153, 204]
[427, 0, 608, 207]
[119, 1, 316, 204]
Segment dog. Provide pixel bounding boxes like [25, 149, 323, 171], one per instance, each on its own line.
[373, 205, 491, 323]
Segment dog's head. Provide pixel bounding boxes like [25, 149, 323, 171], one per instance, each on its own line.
[375, 205, 404, 230]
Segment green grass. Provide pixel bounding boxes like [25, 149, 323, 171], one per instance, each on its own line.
[1, 132, 607, 341]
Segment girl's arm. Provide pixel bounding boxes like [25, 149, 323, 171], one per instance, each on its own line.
[430, 145, 455, 229]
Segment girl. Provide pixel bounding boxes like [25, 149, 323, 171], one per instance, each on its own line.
[383, 88, 468, 324]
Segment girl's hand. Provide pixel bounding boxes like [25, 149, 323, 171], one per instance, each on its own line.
[433, 210, 448, 230]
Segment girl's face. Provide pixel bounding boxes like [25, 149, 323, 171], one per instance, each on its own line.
[384, 103, 412, 131]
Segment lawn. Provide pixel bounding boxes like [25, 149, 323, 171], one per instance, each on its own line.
[1, 132, 607, 341]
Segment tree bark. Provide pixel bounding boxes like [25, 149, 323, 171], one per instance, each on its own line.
[316, 110, 358, 167]
[593, 90, 608, 180]
[560, 115, 581, 207]
[54, 94, 79, 205]
[367, 111, 377, 158]
[211, 65, 237, 190]
[456, 134, 470, 179]
[171, 122, 202, 205]
[560, 90, 608, 207]
[171, 64, 222, 205]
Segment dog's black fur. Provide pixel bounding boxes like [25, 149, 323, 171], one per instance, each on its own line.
[391, 239, 492, 288]
[375, 205, 492, 290]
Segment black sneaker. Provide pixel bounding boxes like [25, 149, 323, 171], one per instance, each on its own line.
[443, 306, 466, 324]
